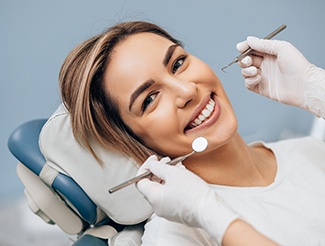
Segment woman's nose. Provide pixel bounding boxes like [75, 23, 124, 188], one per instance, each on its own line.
[169, 78, 197, 108]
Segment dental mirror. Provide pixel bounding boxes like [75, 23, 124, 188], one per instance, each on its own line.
[192, 136, 208, 153]
[108, 136, 208, 194]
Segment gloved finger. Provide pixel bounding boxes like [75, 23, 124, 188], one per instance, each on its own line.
[242, 66, 258, 77]
[160, 157, 171, 164]
[249, 54, 264, 68]
[150, 157, 171, 182]
[237, 56, 252, 68]
[236, 40, 249, 53]
[175, 162, 186, 169]
[137, 155, 158, 175]
[245, 74, 262, 91]
[238, 54, 264, 69]
[149, 161, 173, 180]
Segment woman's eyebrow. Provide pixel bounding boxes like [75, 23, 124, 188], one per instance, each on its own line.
[163, 44, 179, 67]
[129, 79, 155, 111]
[128, 44, 179, 112]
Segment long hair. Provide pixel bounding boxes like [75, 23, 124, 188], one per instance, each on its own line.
[59, 21, 182, 164]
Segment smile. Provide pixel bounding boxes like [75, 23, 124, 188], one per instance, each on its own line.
[186, 97, 216, 130]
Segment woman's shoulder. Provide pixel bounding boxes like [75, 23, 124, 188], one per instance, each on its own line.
[262, 137, 325, 167]
[250, 136, 325, 164]
[142, 214, 216, 246]
[266, 136, 325, 153]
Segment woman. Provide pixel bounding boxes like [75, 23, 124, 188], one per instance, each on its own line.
[59, 21, 325, 245]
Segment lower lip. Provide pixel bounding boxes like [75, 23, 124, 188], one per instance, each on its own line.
[185, 95, 221, 133]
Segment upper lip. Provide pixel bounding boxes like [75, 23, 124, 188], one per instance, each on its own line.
[184, 93, 212, 131]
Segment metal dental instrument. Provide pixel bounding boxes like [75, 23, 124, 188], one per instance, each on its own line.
[108, 137, 208, 194]
[221, 24, 287, 72]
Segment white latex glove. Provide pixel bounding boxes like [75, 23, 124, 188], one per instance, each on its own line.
[237, 37, 325, 118]
[108, 224, 144, 246]
[136, 155, 239, 244]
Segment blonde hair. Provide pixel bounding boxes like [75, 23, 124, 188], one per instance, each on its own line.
[59, 21, 182, 164]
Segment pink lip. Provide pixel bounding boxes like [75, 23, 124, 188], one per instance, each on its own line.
[184, 94, 221, 133]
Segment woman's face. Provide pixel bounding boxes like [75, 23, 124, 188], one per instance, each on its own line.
[104, 32, 238, 158]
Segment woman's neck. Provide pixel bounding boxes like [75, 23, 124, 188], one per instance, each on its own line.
[184, 134, 277, 187]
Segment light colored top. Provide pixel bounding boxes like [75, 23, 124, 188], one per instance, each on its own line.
[141, 137, 325, 245]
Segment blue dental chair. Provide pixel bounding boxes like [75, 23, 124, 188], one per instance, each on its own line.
[8, 104, 152, 245]
[8, 119, 118, 245]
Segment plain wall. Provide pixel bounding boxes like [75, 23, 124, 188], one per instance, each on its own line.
[1, 0, 324, 200]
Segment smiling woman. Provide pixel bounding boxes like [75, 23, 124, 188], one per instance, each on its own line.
[59, 22, 183, 164]
[59, 21, 325, 246]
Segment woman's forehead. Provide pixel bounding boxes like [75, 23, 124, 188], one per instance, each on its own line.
[106, 33, 175, 82]
[113, 32, 174, 58]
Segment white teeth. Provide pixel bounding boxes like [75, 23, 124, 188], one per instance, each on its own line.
[202, 109, 210, 117]
[189, 98, 215, 128]
[207, 104, 214, 111]
[194, 118, 202, 124]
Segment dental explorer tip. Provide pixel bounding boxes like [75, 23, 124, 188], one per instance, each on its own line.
[221, 59, 237, 72]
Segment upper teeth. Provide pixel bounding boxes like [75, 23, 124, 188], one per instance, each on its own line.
[189, 98, 215, 128]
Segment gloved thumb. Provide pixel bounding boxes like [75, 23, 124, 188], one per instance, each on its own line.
[136, 157, 170, 208]
[246, 36, 283, 56]
[136, 177, 161, 199]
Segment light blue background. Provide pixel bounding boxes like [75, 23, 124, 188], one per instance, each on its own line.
[1, 0, 324, 200]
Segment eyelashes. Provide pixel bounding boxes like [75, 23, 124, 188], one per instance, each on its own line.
[141, 54, 187, 112]
[142, 92, 158, 112]
[172, 55, 187, 74]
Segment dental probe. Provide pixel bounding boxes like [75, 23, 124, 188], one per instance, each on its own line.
[108, 137, 208, 194]
[221, 24, 287, 72]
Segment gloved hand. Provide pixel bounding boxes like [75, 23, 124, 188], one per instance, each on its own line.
[109, 224, 144, 246]
[136, 155, 239, 244]
[236, 37, 325, 117]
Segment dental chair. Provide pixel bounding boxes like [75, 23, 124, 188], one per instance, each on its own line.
[8, 104, 153, 245]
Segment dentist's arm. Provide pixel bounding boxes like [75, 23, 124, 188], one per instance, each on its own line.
[236, 37, 325, 118]
[136, 156, 277, 246]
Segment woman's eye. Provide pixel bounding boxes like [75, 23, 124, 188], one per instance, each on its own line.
[142, 93, 157, 112]
[172, 56, 186, 74]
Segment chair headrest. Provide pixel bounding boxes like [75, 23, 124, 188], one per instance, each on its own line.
[39, 104, 153, 225]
